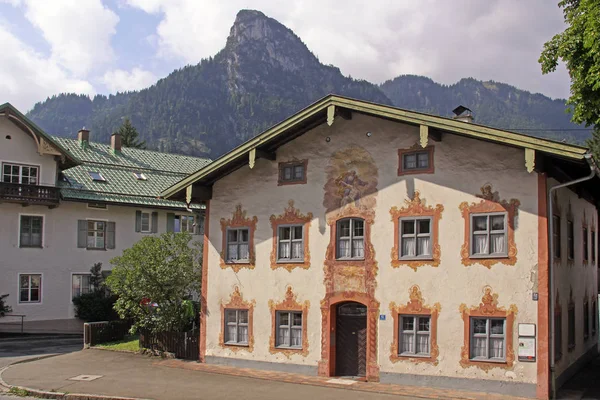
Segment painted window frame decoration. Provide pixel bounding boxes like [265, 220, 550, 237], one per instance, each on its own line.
[219, 286, 255, 353]
[555, 291, 563, 362]
[459, 286, 517, 371]
[219, 205, 257, 272]
[390, 191, 443, 270]
[269, 200, 312, 272]
[397, 145, 434, 176]
[390, 285, 440, 365]
[278, 160, 308, 186]
[269, 286, 309, 358]
[459, 185, 520, 269]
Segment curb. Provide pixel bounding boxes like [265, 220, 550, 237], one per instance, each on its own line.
[0, 365, 152, 400]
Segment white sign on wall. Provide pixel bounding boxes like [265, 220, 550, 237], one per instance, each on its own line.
[518, 323, 536, 362]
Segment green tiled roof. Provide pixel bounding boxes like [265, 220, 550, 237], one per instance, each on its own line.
[52, 137, 211, 174]
[53, 136, 211, 209]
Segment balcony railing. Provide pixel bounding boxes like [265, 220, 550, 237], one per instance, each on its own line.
[0, 181, 60, 206]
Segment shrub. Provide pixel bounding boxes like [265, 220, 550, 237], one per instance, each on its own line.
[0, 293, 12, 317]
[73, 292, 118, 322]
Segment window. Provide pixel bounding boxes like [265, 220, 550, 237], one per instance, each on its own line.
[470, 213, 508, 257]
[398, 147, 434, 175]
[584, 227, 589, 263]
[227, 228, 249, 262]
[72, 274, 92, 298]
[399, 316, 431, 356]
[224, 309, 249, 345]
[593, 301, 598, 336]
[470, 318, 506, 361]
[399, 217, 432, 259]
[87, 203, 107, 209]
[584, 300, 590, 341]
[20, 215, 43, 248]
[174, 215, 195, 233]
[592, 231, 596, 264]
[19, 274, 41, 303]
[555, 310, 562, 361]
[567, 220, 574, 260]
[87, 221, 106, 249]
[553, 214, 561, 259]
[140, 212, 151, 233]
[568, 305, 575, 350]
[278, 161, 306, 185]
[133, 172, 147, 180]
[2, 163, 38, 184]
[336, 218, 364, 259]
[88, 171, 106, 182]
[277, 225, 304, 262]
[276, 311, 303, 348]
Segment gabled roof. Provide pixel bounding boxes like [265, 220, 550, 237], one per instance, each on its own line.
[161, 94, 590, 200]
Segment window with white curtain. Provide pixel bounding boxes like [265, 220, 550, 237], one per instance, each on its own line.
[276, 311, 303, 348]
[470, 318, 506, 361]
[224, 309, 249, 345]
[399, 315, 431, 356]
[400, 217, 432, 259]
[336, 218, 365, 259]
[470, 213, 508, 257]
[226, 228, 249, 262]
[277, 225, 304, 262]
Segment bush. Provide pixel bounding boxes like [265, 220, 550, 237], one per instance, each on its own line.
[0, 293, 12, 317]
[73, 292, 118, 322]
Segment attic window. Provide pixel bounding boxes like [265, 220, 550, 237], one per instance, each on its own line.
[133, 172, 147, 181]
[88, 171, 106, 182]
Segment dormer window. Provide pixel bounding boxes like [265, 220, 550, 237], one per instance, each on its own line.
[133, 172, 147, 180]
[88, 171, 106, 182]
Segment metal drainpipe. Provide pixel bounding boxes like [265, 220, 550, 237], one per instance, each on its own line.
[549, 153, 597, 398]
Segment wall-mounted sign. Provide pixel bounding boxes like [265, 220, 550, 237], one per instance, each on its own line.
[518, 323, 536, 362]
[379, 314, 386, 321]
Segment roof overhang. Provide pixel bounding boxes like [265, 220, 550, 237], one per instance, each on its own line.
[161, 94, 591, 202]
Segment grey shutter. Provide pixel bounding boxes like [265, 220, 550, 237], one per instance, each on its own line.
[151, 212, 158, 233]
[106, 222, 116, 249]
[135, 210, 142, 232]
[77, 220, 87, 248]
[166, 213, 175, 232]
[194, 214, 203, 235]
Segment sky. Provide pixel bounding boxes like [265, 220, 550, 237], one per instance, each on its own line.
[0, 0, 571, 112]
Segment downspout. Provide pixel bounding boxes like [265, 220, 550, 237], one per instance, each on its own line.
[549, 153, 597, 398]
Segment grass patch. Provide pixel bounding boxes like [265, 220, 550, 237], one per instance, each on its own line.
[8, 387, 32, 397]
[95, 335, 140, 352]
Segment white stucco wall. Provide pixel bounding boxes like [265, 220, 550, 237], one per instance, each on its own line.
[204, 113, 541, 385]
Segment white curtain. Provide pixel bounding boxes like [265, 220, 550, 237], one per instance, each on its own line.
[491, 234, 505, 254]
[402, 237, 416, 257]
[279, 242, 291, 259]
[292, 242, 303, 259]
[472, 337, 487, 358]
[226, 326, 237, 343]
[474, 235, 488, 254]
[352, 239, 364, 258]
[238, 244, 249, 260]
[291, 328, 302, 346]
[417, 237, 430, 256]
[401, 334, 414, 354]
[238, 325, 248, 343]
[489, 338, 504, 358]
[417, 334, 430, 354]
[228, 244, 238, 260]
[339, 239, 350, 258]
[278, 327, 290, 346]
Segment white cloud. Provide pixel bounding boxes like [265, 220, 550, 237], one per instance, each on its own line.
[126, 0, 571, 99]
[22, 0, 119, 76]
[0, 24, 95, 111]
[103, 67, 157, 92]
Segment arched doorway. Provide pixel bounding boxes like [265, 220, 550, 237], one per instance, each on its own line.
[335, 302, 367, 377]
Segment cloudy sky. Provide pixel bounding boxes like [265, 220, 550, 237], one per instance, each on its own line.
[0, 0, 570, 111]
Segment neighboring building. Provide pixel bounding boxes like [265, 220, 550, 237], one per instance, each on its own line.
[0, 103, 209, 322]
[162, 95, 600, 399]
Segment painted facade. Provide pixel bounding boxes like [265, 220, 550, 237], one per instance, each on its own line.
[190, 106, 598, 399]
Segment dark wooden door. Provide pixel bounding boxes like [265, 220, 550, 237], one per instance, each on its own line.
[335, 303, 367, 377]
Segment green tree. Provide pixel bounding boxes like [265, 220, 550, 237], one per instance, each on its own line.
[106, 232, 201, 333]
[539, 0, 600, 156]
[72, 262, 117, 321]
[115, 118, 146, 149]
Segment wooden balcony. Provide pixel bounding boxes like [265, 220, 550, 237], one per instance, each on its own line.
[0, 182, 60, 207]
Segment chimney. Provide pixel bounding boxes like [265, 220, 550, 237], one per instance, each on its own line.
[111, 133, 122, 155]
[78, 128, 89, 149]
[452, 105, 473, 123]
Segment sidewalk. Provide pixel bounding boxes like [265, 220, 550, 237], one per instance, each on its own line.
[1, 349, 531, 400]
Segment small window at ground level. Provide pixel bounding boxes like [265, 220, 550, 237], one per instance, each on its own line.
[399, 315, 431, 356]
[278, 161, 306, 184]
[470, 213, 508, 257]
[88, 171, 106, 182]
[470, 317, 506, 361]
[225, 309, 249, 345]
[72, 274, 92, 299]
[20, 215, 43, 248]
[19, 274, 41, 303]
[276, 311, 303, 348]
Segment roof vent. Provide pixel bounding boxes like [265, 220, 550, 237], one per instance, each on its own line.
[452, 105, 473, 123]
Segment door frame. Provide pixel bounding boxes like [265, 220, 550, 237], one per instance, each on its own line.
[335, 301, 368, 377]
[318, 293, 380, 381]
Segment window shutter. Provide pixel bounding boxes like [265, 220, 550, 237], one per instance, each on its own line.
[194, 214, 203, 235]
[135, 210, 142, 232]
[106, 222, 116, 249]
[77, 220, 87, 248]
[166, 213, 175, 232]
[151, 212, 158, 233]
